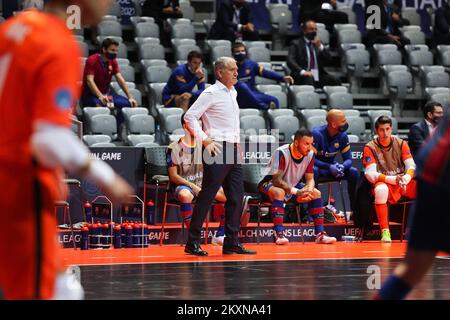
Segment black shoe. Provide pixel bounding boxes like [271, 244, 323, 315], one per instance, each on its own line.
[223, 243, 257, 255]
[184, 242, 208, 256]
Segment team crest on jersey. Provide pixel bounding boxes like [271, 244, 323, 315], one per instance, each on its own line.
[246, 69, 250, 75]
[54, 88, 73, 110]
[334, 142, 340, 149]
[365, 156, 372, 163]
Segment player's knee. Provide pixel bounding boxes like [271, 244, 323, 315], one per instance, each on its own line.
[374, 183, 389, 204]
[269, 187, 285, 200]
[347, 167, 359, 179]
[178, 189, 194, 203]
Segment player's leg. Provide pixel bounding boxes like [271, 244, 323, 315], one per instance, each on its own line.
[212, 187, 227, 246]
[373, 182, 391, 242]
[175, 186, 195, 229]
[259, 181, 288, 245]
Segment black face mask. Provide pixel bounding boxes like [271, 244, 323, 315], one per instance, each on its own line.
[233, 52, 247, 62]
[305, 32, 317, 41]
[338, 123, 349, 132]
[105, 52, 117, 60]
[432, 116, 443, 125]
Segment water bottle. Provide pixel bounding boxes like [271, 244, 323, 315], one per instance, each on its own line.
[133, 223, 142, 247]
[113, 225, 122, 249]
[80, 227, 89, 250]
[83, 201, 92, 223]
[125, 224, 133, 248]
[146, 201, 155, 225]
[142, 224, 149, 248]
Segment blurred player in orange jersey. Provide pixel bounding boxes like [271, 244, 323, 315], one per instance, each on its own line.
[363, 115, 416, 243]
[0, 0, 133, 300]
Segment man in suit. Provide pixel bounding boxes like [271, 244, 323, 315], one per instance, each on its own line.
[299, 0, 348, 33]
[208, 0, 259, 42]
[364, 0, 410, 49]
[287, 20, 341, 87]
[408, 101, 444, 159]
[141, 0, 182, 22]
[434, 0, 450, 45]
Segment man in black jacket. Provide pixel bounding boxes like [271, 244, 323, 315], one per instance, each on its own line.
[364, 0, 410, 49]
[287, 20, 341, 87]
[299, 0, 348, 33]
[434, 0, 450, 45]
[408, 101, 444, 159]
[208, 0, 259, 42]
[141, 0, 183, 22]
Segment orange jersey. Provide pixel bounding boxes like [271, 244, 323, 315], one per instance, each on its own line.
[0, 10, 81, 167]
[363, 138, 413, 169]
[0, 10, 82, 299]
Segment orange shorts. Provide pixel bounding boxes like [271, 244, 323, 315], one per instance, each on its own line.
[0, 167, 63, 299]
[373, 179, 417, 204]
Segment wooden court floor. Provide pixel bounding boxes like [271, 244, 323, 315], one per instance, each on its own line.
[60, 242, 450, 300]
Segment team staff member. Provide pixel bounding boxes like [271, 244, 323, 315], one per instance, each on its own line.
[184, 57, 256, 256]
[0, 0, 133, 300]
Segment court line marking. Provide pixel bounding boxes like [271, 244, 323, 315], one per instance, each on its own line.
[362, 251, 386, 253]
[319, 252, 344, 254]
[138, 256, 165, 258]
[72, 256, 407, 267]
[89, 257, 117, 259]
[274, 252, 302, 255]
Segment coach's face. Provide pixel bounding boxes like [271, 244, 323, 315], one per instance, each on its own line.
[218, 60, 238, 89]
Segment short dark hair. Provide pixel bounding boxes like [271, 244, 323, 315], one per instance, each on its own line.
[187, 51, 203, 62]
[375, 115, 392, 129]
[294, 128, 313, 141]
[232, 42, 246, 52]
[101, 38, 120, 50]
[423, 101, 443, 118]
[302, 19, 316, 31]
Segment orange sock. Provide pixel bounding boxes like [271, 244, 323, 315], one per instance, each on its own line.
[375, 204, 389, 230]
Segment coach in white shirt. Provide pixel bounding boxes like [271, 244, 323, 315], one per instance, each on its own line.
[183, 57, 257, 256]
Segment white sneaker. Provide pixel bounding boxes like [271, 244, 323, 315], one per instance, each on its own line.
[52, 272, 84, 300]
[315, 231, 337, 244]
[212, 235, 225, 246]
[275, 232, 289, 245]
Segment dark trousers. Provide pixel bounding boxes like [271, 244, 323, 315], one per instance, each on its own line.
[293, 73, 341, 88]
[314, 166, 359, 211]
[188, 143, 244, 246]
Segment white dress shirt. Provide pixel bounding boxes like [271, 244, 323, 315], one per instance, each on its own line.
[184, 80, 240, 143]
[425, 119, 435, 136]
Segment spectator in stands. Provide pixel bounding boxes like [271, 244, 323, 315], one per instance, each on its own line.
[258, 129, 337, 245]
[364, 0, 410, 49]
[408, 101, 444, 159]
[141, 0, 183, 46]
[299, 0, 348, 33]
[232, 43, 293, 110]
[433, 0, 450, 45]
[0, 0, 133, 300]
[208, 0, 259, 42]
[363, 115, 416, 242]
[167, 115, 227, 245]
[162, 51, 205, 112]
[82, 38, 138, 127]
[311, 109, 359, 219]
[287, 20, 341, 88]
[141, 0, 182, 22]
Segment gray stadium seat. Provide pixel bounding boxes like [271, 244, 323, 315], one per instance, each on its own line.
[90, 114, 117, 140]
[401, 8, 421, 26]
[203, 19, 215, 35]
[146, 66, 171, 83]
[408, 50, 433, 74]
[267, 109, 294, 127]
[171, 38, 196, 47]
[128, 114, 156, 135]
[179, 2, 195, 20]
[239, 109, 262, 117]
[430, 93, 450, 108]
[171, 23, 195, 39]
[174, 44, 202, 62]
[338, 6, 356, 24]
[140, 59, 167, 69]
[118, 65, 135, 83]
[387, 70, 414, 116]
[271, 115, 300, 143]
[107, 0, 121, 16]
[248, 46, 271, 63]
[306, 116, 327, 130]
[128, 134, 157, 146]
[300, 109, 327, 119]
[135, 37, 160, 45]
[130, 17, 155, 26]
[367, 110, 398, 135]
[265, 91, 288, 109]
[255, 84, 282, 93]
[348, 135, 359, 143]
[206, 39, 232, 51]
[425, 71, 450, 89]
[117, 88, 142, 107]
[328, 92, 354, 109]
[377, 49, 402, 66]
[77, 41, 89, 57]
[317, 27, 330, 48]
[240, 115, 267, 136]
[403, 30, 426, 45]
[343, 109, 361, 118]
[97, 20, 122, 38]
[294, 91, 321, 110]
[270, 4, 293, 50]
[346, 116, 367, 142]
[116, 58, 130, 66]
[148, 83, 166, 116]
[323, 85, 348, 99]
[110, 81, 136, 93]
[91, 142, 116, 147]
[344, 49, 370, 93]
[338, 28, 362, 44]
[425, 87, 450, 100]
[135, 22, 159, 38]
[139, 43, 165, 60]
[248, 135, 277, 143]
[83, 134, 112, 146]
[211, 45, 232, 63]
[242, 41, 267, 49]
